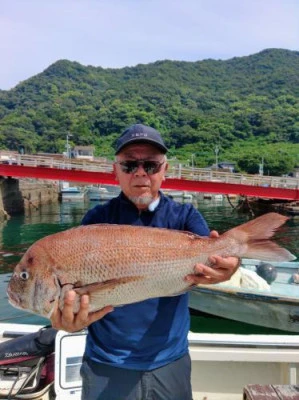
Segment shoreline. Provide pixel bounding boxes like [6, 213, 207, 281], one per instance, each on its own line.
[0, 178, 59, 220]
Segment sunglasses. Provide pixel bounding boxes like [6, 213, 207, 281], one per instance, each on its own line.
[116, 160, 165, 175]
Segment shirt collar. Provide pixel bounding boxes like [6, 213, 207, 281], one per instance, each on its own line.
[148, 197, 160, 212]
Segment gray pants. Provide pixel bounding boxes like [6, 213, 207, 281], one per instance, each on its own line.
[80, 353, 192, 400]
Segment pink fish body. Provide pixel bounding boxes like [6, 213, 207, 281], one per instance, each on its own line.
[7, 213, 295, 318]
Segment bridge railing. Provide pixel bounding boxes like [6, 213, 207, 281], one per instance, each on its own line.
[170, 166, 299, 189]
[1, 153, 299, 190]
[1, 154, 114, 173]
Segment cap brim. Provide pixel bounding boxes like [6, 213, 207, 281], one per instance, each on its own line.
[115, 138, 168, 155]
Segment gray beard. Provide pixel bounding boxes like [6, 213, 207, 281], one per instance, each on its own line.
[128, 195, 154, 206]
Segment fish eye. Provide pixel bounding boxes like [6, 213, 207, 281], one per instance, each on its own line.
[19, 271, 30, 281]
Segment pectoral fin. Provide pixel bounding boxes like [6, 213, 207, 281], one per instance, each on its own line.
[73, 276, 143, 296]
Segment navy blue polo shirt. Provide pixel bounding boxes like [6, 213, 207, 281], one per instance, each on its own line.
[81, 191, 209, 370]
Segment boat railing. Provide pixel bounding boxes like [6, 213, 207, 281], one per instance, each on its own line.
[53, 328, 299, 397]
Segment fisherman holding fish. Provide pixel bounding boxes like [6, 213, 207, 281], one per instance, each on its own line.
[8, 125, 293, 399]
[50, 124, 241, 400]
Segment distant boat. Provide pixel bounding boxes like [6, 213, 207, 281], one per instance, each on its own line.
[60, 182, 87, 201]
[189, 259, 299, 333]
[273, 201, 299, 216]
[203, 193, 223, 200]
[87, 185, 120, 201]
[163, 190, 193, 203]
[237, 197, 299, 216]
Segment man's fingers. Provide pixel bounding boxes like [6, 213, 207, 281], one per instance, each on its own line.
[50, 289, 114, 332]
[185, 256, 240, 286]
[64, 290, 77, 306]
[50, 299, 62, 329]
[185, 262, 232, 285]
[88, 306, 114, 325]
[209, 230, 219, 238]
[193, 263, 217, 275]
[70, 295, 90, 327]
[209, 255, 240, 273]
[61, 290, 77, 323]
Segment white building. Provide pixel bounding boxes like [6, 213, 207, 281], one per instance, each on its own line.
[72, 146, 95, 161]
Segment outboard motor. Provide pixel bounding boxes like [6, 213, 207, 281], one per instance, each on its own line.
[0, 326, 57, 399]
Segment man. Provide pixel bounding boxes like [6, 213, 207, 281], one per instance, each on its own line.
[51, 124, 239, 400]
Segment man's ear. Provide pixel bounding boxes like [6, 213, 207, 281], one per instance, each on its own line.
[162, 163, 168, 181]
[113, 163, 119, 182]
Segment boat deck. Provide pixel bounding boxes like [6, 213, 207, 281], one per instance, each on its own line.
[244, 384, 299, 400]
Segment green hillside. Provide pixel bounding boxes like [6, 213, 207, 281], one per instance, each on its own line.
[0, 48, 298, 175]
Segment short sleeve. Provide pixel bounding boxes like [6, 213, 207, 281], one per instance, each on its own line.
[184, 205, 210, 237]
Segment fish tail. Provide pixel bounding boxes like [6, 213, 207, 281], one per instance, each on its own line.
[222, 212, 296, 262]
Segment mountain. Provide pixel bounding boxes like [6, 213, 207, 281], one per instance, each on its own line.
[0, 48, 298, 175]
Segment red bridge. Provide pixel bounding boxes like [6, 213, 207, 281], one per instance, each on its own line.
[0, 154, 298, 201]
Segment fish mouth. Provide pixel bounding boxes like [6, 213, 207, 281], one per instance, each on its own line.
[7, 287, 20, 307]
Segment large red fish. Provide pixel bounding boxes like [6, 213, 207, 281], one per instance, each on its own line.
[7, 213, 295, 318]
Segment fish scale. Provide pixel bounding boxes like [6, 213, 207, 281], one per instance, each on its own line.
[7, 213, 296, 318]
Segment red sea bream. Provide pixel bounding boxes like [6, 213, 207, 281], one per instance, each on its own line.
[7, 213, 295, 318]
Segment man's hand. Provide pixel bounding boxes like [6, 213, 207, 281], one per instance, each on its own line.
[50, 290, 114, 332]
[184, 229, 240, 285]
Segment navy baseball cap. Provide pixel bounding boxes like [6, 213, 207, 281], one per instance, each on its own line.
[115, 124, 168, 155]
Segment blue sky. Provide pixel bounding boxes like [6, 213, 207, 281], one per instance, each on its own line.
[1, 0, 298, 90]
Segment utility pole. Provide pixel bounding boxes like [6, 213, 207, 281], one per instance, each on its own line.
[66, 133, 72, 158]
[259, 157, 264, 176]
[191, 154, 195, 171]
[215, 145, 219, 170]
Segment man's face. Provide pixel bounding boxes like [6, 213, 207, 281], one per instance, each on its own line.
[113, 143, 168, 209]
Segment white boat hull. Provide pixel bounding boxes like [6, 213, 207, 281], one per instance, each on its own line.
[87, 185, 120, 201]
[60, 182, 87, 201]
[189, 288, 299, 333]
[163, 190, 194, 203]
[61, 193, 86, 201]
[189, 259, 299, 333]
[0, 324, 298, 400]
